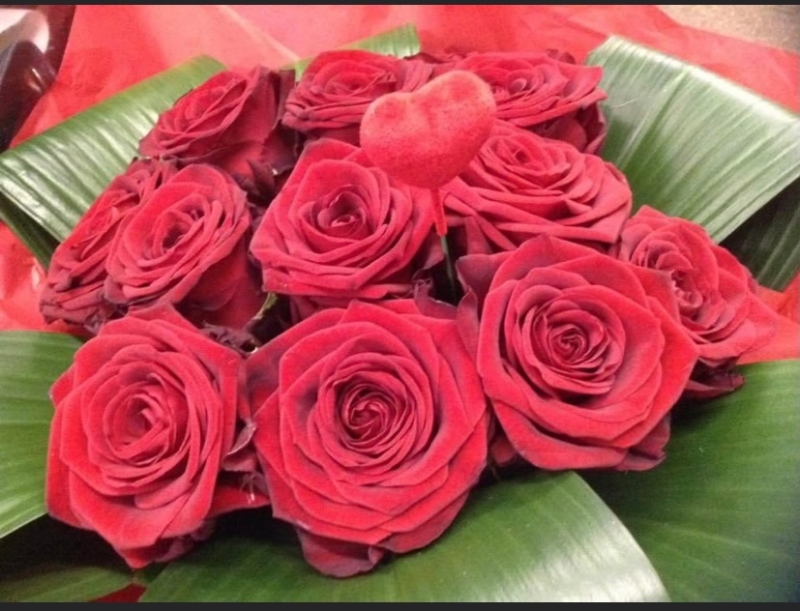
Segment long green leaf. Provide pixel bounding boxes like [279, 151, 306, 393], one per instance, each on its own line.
[584, 360, 800, 602]
[587, 37, 800, 289]
[0, 205, 59, 268]
[287, 23, 421, 79]
[0, 55, 226, 268]
[721, 177, 800, 290]
[0, 331, 82, 538]
[0, 517, 132, 602]
[141, 472, 667, 602]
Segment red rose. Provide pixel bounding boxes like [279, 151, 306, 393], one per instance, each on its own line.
[457, 235, 698, 471]
[46, 305, 262, 569]
[39, 158, 178, 333]
[445, 121, 631, 256]
[249, 139, 441, 317]
[611, 206, 779, 397]
[451, 51, 607, 153]
[138, 67, 297, 198]
[282, 50, 433, 146]
[103, 164, 264, 330]
[246, 300, 489, 577]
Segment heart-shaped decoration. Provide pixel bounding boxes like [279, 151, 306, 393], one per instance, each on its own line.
[359, 69, 496, 190]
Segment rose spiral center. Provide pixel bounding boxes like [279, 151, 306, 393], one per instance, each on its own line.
[635, 239, 705, 318]
[511, 289, 624, 401]
[96, 357, 200, 497]
[335, 377, 411, 459]
[313, 349, 433, 475]
[314, 189, 371, 239]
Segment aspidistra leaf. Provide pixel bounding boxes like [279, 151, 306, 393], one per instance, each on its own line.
[0, 517, 132, 602]
[0, 331, 82, 538]
[584, 360, 800, 602]
[141, 472, 668, 602]
[587, 37, 800, 289]
[721, 177, 800, 290]
[0, 204, 59, 267]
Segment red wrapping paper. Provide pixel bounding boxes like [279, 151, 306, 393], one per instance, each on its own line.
[232, 5, 800, 113]
[1, 5, 798, 602]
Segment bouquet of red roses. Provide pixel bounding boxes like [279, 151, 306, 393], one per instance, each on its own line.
[31, 42, 781, 576]
[0, 13, 798, 602]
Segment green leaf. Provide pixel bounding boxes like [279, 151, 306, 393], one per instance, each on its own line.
[587, 37, 800, 289]
[584, 360, 800, 602]
[141, 472, 668, 602]
[0, 517, 132, 602]
[721, 177, 800, 290]
[287, 23, 421, 79]
[0, 205, 59, 268]
[0, 331, 82, 539]
[0, 55, 226, 268]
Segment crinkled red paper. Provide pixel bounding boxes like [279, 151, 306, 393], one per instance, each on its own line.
[1, 5, 797, 602]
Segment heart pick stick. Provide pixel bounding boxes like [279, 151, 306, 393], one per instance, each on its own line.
[360, 69, 496, 236]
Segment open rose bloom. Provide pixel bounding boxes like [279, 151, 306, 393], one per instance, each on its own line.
[246, 300, 489, 576]
[611, 206, 778, 398]
[31, 40, 787, 584]
[46, 305, 266, 568]
[457, 235, 698, 471]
